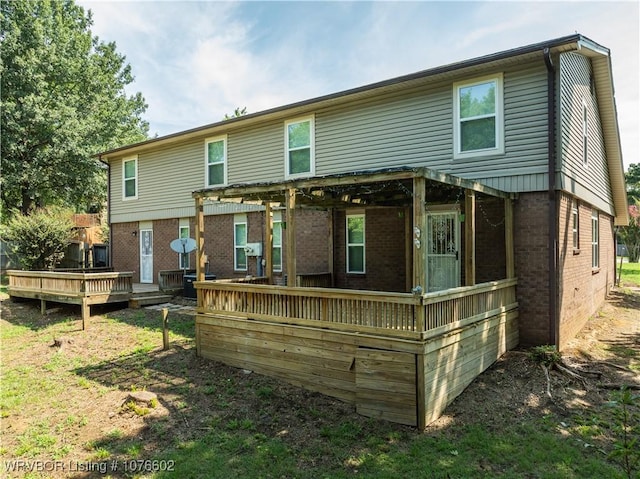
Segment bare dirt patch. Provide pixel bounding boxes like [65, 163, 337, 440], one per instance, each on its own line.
[1, 289, 638, 478]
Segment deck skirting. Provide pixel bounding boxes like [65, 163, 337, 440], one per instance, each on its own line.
[196, 306, 518, 428]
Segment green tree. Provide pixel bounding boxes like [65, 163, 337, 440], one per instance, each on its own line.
[0, 0, 149, 216]
[224, 107, 248, 120]
[626, 163, 640, 204]
[2, 208, 75, 270]
[619, 204, 640, 263]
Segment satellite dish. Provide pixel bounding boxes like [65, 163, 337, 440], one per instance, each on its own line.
[170, 238, 197, 254]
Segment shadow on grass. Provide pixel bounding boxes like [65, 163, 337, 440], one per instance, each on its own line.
[68, 342, 631, 479]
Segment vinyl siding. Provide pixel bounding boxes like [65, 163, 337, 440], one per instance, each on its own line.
[559, 52, 613, 214]
[315, 60, 549, 191]
[110, 58, 553, 223]
[109, 141, 263, 224]
[228, 120, 284, 183]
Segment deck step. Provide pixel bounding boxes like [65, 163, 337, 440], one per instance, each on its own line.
[129, 294, 174, 308]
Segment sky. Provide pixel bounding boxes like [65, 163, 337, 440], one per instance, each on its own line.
[79, 0, 639, 170]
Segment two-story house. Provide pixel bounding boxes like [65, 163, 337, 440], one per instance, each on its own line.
[98, 34, 627, 426]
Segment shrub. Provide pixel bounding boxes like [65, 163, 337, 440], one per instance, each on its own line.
[2, 208, 74, 270]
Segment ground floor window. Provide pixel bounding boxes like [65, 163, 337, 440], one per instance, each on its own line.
[572, 200, 579, 252]
[234, 214, 247, 271]
[272, 211, 282, 272]
[179, 220, 190, 269]
[591, 209, 599, 269]
[346, 213, 365, 273]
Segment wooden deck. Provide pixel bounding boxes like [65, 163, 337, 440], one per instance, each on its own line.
[195, 278, 519, 428]
[6, 271, 172, 328]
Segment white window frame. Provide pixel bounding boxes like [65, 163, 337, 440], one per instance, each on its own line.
[272, 211, 282, 272]
[284, 115, 315, 179]
[582, 99, 589, 166]
[179, 219, 190, 270]
[591, 209, 599, 270]
[205, 135, 228, 187]
[453, 73, 504, 159]
[572, 200, 580, 252]
[234, 214, 247, 271]
[122, 156, 138, 200]
[346, 213, 365, 274]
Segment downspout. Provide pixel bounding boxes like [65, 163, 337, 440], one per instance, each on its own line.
[543, 48, 559, 347]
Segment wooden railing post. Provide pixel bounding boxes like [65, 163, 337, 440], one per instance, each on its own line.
[465, 190, 476, 286]
[286, 188, 297, 287]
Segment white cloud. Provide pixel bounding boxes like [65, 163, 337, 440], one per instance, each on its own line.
[80, 0, 638, 168]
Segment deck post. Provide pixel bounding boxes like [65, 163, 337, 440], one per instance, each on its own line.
[416, 353, 426, 430]
[81, 298, 89, 330]
[328, 208, 335, 287]
[286, 188, 297, 287]
[465, 190, 476, 286]
[41, 299, 46, 315]
[505, 198, 515, 278]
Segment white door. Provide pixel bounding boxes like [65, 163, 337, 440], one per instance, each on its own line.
[426, 211, 460, 292]
[140, 229, 153, 283]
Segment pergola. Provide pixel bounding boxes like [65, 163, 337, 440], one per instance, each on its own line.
[192, 166, 516, 293]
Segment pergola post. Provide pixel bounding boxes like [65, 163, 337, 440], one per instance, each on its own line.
[264, 201, 273, 283]
[464, 190, 476, 286]
[285, 188, 297, 287]
[195, 196, 205, 307]
[505, 198, 515, 278]
[327, 208, 335, 287]
[412, 176, 426, 293]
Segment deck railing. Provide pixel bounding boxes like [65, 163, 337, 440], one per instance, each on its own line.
[296, 272, 332, 287]
[196, 278, 517, 338]
[7, 270, 133, 296]
[158, 269, 191, 291]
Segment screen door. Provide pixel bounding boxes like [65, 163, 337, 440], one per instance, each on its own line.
[426, 211, 460, 292]
[140, 229, 153, 283]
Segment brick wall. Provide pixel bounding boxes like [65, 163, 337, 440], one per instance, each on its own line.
[111, 222, 140, 282]
[513, 192, 551, 346]
[333, 208, 408, 292]
[475, 196, 507, 283]
[557, 192, 615, 348]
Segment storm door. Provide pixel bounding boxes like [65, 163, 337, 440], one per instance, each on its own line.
[140, 229, 153, 283]
[426, 211, 460, 292]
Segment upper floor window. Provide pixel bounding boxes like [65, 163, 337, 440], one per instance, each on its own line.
[234, 214, 247, 271]
[123, 156, 138, 200]
[205, 136, 227, 187]
[591, 210, 599, 270]
[346, 213, 365, 274]
[582, 100, 589, 166]
[285, 116, 315, 178]
[272, 211, 282, 272]
[453, 74, 504, 159]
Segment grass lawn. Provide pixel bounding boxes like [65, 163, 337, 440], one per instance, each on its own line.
[1, 291, 638, 479]
[618, 259, 640, 288]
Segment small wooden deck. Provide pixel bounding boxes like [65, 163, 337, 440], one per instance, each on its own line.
[6, 271, 172, 328]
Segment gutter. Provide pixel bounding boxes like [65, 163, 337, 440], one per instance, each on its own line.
[543, 48, 559, 347]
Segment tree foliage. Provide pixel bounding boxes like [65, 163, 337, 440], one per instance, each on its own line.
[0, 0, 149, 216]
[2, 208, 75, 270]
[619, 204, 640, 263]
[626, 163, 640, 205]
[223, 107, 247, 120]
